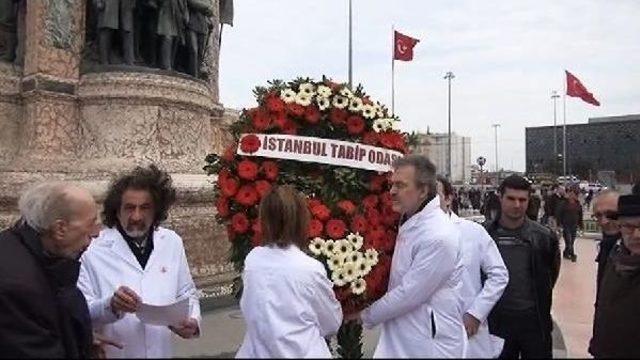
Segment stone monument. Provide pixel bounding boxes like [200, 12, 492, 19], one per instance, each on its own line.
[0, 0, 236, 298]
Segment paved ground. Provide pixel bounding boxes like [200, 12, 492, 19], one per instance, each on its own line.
[174, 236, 600, 358]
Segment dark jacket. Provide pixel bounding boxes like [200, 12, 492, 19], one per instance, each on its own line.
[544, 193, 562, 217]
[591, 244, 640, 358]
[557, 198, 583, 228]
[0, 223, 93, 358]
[595, 232, 620, 302]
[484, 218, 561, 338]
[527, 194, 541, 221]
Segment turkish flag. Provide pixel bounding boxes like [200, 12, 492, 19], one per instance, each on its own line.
[566, 70, 600, 106]
[394, 31, 420, 61]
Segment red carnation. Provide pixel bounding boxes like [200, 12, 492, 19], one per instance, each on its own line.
[346, 115, 365, 135]
[337, 200, 357, 216]
[350, 215, 368, 234]
[326, 219, 347, 239]
[393, 133, 407, 151]
[369, 175, 387, 193]
[329, 108, 348, 126]
[282, 120, 298, 135]
[222, 144, 237, 162]
[215, 197, 230, 218]
[379, 132, 395, 149]
[366, 208, 382, 226]
[304, 105, 322, 124]
[231, 213, 250, 234]
[220, 177, 239, 197]
[308, 198, 322, 209]
[265, 94, 285, 113]
[311, 204, 331, 221]
[240, 135, 261, 154]
[382, 206, 400, 226]
[383, 230, 398, 252]
[380, 192, 393, 207]
[367, 229, 386, 249]
[251, 108, 271, 131]
[238, 160, 259, 181]
[362, 131, 379, 146]
[255, 180, 272, 198]
[235, 184, 259, 207]
[218, 168, 232, 184]
[362, 194, 379, 210]
[287, 103, 305, 117]
[308, 219, 324, 238]
[261, 161, 279, 181]
[251, 220, 262, 247]
[271, 112, 288, 129]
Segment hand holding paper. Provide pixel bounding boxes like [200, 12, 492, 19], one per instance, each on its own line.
[135, 297, 189, 327]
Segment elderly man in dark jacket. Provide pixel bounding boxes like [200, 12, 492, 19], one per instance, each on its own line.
[591, 194, 640, 358]
[0, 182, 100, 357]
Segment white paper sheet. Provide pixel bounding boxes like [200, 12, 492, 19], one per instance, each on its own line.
[136, 298, 189, 326]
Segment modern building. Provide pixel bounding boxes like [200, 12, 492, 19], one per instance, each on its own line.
[525, 114, 640, 183]
[411, 131, 472, 184]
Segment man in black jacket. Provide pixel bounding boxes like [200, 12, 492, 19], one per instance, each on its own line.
[590, 194, 640, 358]
[485, 175, 561, 358]
[0, 182, 100, 358]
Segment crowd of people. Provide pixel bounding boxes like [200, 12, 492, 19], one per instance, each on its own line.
[1, 157, 639, 358]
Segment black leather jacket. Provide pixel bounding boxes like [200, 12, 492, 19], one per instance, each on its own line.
[484, 218, 561, 336]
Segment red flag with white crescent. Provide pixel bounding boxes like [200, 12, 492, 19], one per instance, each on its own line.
[394, 31, 420, 61]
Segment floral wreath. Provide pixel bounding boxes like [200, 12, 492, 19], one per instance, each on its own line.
[204, 76, 409, 357]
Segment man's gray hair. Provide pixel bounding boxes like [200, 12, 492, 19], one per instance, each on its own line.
[18, 182, 75, 233]
[392, 154, 438, 196]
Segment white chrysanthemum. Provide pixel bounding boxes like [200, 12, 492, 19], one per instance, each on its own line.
[365, 248, 379, 266]
[298, 83, 316, 96]
[361, 105, 376, 119]
[339, 87, 354, 99]
[350, 278, 367, 295]
[342, 261, 357, 282]
[323, 240, 336, 257]
[391, 120, 401, 131]
[347, 251, 364, 266]
[348, 97, 364, 112]
[356, 259, 372, 277]
[335, 239, 353, 256]
[332, 95, 349, 109]
[327, 254, 345, 272]
[309, 237, 325, 256]
[295, 92, 312, 107]
[317, 97, 330, 111]
[346, 233, 364, 250]
[331, 269, 347, 287]
[372, 119, 385, 133]
[377, 110, 386, 118]
[280, 88, 296, 104]
[317, 85, 332, 98]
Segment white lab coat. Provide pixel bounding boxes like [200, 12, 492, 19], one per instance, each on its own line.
[362, 196, 467, 358]
[451, 213, 509, 358]
[78, 227, 201, 358]
[236, 245, 342, 359]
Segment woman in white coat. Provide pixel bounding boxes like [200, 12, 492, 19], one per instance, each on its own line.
[236, 185, 343, 358]
[438, 176, 509, 358]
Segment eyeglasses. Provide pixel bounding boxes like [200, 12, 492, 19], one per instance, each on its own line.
[620, 223, 640, 234]
[593, 211, 617, 220]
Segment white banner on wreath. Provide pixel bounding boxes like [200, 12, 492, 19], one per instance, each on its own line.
[237, 133, 404, 173]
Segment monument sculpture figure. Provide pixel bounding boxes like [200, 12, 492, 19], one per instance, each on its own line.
[157, 0, 188, 71]
[94, 0, 136, 65]
[186, 0, 213, 78]
[0, 0, 17, 62]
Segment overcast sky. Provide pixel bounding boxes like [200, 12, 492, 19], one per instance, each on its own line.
[218, 0, 640, 172]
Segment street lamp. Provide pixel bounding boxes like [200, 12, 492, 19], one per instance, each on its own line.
[551, 91, 560, 175]
[444, 71, 455, 178]
[492, 123, 500, 174]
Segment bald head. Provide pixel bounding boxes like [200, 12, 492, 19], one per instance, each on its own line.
[593, 190, 620, 236]
[19, 182, 99, 258]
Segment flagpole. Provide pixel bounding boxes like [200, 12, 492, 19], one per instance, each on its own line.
[391, 25, 395, 115]
[563, 92, 567, 181]
[348, 0, 353, 88]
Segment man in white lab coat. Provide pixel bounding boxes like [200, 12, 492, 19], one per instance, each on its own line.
[355, 155, 466, 358]
[78, 164, 201, 358]
[437, 176, 509, 358]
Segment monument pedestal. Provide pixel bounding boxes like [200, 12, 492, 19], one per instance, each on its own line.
[0, 0, 236, 297]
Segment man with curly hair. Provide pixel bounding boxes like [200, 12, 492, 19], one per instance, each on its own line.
[77, 164, 201, 358]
